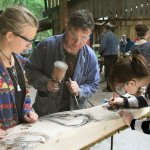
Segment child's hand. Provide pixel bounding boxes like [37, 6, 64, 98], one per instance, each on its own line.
[24, 111, 38, 123]
[109, 97, 124, 109]
[119, 109, 134, 126]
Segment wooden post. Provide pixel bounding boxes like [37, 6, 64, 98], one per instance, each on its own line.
[59, 0, 68, 33]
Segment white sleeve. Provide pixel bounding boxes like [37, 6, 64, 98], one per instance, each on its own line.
[123, 93, 139, 108]
[134, 120, 143, 132]
[122, 92, 149, 108]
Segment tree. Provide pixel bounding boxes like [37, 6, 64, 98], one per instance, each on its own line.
[0, 0, 52, 40]
[0, 0, 44, 19]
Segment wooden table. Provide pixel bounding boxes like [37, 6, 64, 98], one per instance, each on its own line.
[0, 105, 149, 150]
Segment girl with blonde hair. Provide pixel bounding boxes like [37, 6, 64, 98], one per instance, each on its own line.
[0, 6, 39, 138]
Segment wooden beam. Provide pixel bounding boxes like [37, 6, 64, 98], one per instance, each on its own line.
[59, 0, 68, 33]
[94, 17, 150, 24]
[38, 18, 52, 32]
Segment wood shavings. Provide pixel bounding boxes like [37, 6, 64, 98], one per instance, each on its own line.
[0, 131, 49, 150]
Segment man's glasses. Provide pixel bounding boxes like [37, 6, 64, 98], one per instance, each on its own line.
[68, 28, 90, 43]
[13, 32, 37, 43]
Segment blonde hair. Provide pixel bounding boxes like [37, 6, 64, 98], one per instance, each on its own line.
[0, 6, 39, 35]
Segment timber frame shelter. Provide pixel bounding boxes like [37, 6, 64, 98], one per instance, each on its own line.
[39, 0, 150, 42]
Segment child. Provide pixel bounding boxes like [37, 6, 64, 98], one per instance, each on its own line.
[108, 54, 150, 134]
[0, 6, 39, 138]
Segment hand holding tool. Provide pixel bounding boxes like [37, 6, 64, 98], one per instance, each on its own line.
[51, 61, 68, 84]
[68, 78, 80, 107]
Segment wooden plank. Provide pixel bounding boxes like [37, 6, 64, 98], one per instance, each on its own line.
[85, 0, 90, 11]
[109, 0, 117, 18]
[0, 105, 149, 150]
[89, 0, 93, 14]
[102, 0, 109, 18]
[126, 0, 132, 17]
[131, 0, 138, 17]
[82, 0, 85, 9]
[135, 0, 142, 18]
[114, 0, 121, 17]
[116, 0, 122, 17]
[47, 0, 51, 8]
[130, 0, 134, 17]
[97, 0, 103, 18]
[74, 0, 80, 10]
[52, 0, 55, 7]
[59, 0, 68, 33]
[56, 0, 59, 6]
[121, 0, 127, 18]
[73, 0, 81, 10]
[93, 0, 102, 19]
[142, 0, 147, 17]
[146, 0, 150, 16]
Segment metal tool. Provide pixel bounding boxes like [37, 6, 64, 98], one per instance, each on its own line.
[68, 78, 80, 107]
[87, 100, 94, 106]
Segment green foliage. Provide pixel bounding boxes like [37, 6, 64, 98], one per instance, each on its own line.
[37, 30, 53, 41]
[0, 0, 52, 40]
[0, 0, 44, 19]
[26, 0, 45, 19]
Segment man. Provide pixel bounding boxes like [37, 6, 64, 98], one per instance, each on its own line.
[119, 34, 127, 55]
[124, 38, 134, 53]
[25, 10, 100, 116]
[99, 24, 118, 92]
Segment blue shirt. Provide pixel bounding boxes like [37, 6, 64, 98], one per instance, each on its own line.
[131, 42, 150, 63]
[25, 34, 100, 115]
[99, 31, 118, 56]
[125, 40, 134, 52]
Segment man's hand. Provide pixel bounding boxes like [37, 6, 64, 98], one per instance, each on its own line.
[0, 129, 7, 139]
[47, 80, 60, 92]
[66, 80, 80, 96]
[24, 111, 38, 123]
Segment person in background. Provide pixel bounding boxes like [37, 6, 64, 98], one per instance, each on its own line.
[133, 37, 140, 42]
[86, 33, 93, 48]
[108, 54, 150, 134]
[131, 24, 150, 63]
[124, 38, 135, 53]
[0, 6, 39, 139]
[99, 24, 118, 92]
[25, 10, 100, 117]
[119, 34, 127, 55]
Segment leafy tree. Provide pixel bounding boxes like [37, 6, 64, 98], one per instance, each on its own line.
[0, 0, 52, 40]
[0, 0, 44, 19]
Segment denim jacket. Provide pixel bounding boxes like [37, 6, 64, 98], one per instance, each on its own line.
[25, 34, 100, 116]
